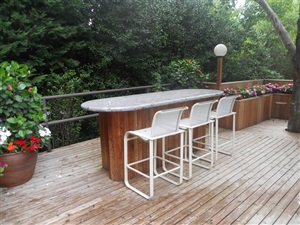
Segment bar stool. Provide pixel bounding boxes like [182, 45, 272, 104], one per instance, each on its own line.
[124, 106, 187, 199]
[210, 95, 239, 161]
[178, 100, 218, 180]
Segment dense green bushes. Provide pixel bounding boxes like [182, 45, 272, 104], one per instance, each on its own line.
[1, 0, 297, 147]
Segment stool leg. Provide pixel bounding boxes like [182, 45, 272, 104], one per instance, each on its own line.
[124, 133, 129, 186]
[154, 140, 158, 175]
[149, 140, 154, 198]
[162, 137, 168, 172]
[232, 114, 236, 153]
[210, 121, 214, 167]
[183, 130, 188, 161]
[179, 132, 184, 184]
[215, 118, 219, 161]
[188, 127, 193, 179]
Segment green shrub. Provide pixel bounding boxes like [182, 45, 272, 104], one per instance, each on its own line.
[165, 59, 208, 89]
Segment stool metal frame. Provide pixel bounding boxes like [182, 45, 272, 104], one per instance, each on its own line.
[210, 95, 239, 160]
[124, 107, 187, 199]
[178, 100, 218, 180]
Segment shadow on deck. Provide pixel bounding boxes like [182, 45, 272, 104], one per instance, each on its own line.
[1, 120, 299, 225]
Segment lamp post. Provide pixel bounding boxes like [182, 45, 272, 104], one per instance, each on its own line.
[214, 44, 227, 90]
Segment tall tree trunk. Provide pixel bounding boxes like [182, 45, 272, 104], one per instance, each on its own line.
[255, 0, 299, 133]
[288, 18, 300, 133]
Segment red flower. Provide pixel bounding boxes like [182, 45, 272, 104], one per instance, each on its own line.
[7, 84, 12, 90]
[28, 87, 33, 92]
[30, 136, 41, 144]
[7, 142, 15, 151]
[16, 139, 27, 145]
[30, 136, 35, 140]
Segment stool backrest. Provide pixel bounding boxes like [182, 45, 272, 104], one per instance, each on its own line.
[151, 107, 188, 137]
[216, 95, 239, 116]
[189, 100, 218, 126]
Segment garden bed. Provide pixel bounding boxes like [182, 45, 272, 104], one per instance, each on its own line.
[219, 82, 293, 130]
[219, 94, 273, 130]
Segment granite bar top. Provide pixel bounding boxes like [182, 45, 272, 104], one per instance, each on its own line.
[81, 89, 223, 112]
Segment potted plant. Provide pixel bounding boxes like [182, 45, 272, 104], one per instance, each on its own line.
[0, 61, 51, 187]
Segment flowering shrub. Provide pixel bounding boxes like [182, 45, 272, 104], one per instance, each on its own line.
[223, 83, 293, 100]
[0, 61, 51, 154]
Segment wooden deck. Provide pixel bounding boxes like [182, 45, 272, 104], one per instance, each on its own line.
[1, 120, 299, 225]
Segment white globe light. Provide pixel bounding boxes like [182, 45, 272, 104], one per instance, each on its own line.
[214, 44, 227, 57]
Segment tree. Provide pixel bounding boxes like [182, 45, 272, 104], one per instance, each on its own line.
[254, 0, 299, 133]
[0, 0, 91, 74]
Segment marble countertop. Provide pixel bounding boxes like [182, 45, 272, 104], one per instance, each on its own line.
[81, 89, 223, 112]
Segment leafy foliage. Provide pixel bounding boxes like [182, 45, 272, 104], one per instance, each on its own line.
[162, 59, 208, 89]
[0, 0, 91, 74]
[1, 0, 298, 146]
[0, 61, 46, 136]
[0, 61, 50, 153]
[240, 0, 298, 79]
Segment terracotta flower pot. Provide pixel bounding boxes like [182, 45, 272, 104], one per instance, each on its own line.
[0, 151, 38, 187]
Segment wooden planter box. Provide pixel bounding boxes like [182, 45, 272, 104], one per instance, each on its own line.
[272, 93, 291, 120]
[219, 93, 292, 130]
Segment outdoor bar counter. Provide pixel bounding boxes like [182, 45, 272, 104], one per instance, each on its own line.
[81, 89, 223, 181]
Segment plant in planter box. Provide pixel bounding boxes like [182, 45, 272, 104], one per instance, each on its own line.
[265, 83, 293, 94]
[223, 83, 293, 99]
[0, 61, 51, 186]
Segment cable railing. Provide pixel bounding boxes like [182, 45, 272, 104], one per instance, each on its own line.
[42, 84, 170, 151]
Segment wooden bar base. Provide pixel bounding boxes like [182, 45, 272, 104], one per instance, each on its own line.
[99, 100, 215, 181]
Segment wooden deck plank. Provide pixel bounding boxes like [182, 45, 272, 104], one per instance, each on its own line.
[218, 158, 299, 224]
[287, 206, 300, 225]
[275, 192, 300, 225]
[0, 120, 299, 225]
[192, 144, 299, 224]
[159, 139, 299, 224]
[107, 132, 268, 224]
[246, 172, 299, 224]
[135, 142, 279, 223]
[259, 179, 300, 224]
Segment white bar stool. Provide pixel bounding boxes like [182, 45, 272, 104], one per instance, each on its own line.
[124, 106, 187, 199]
[210, 95, 239, 161]
[178, 100, 218, 180]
